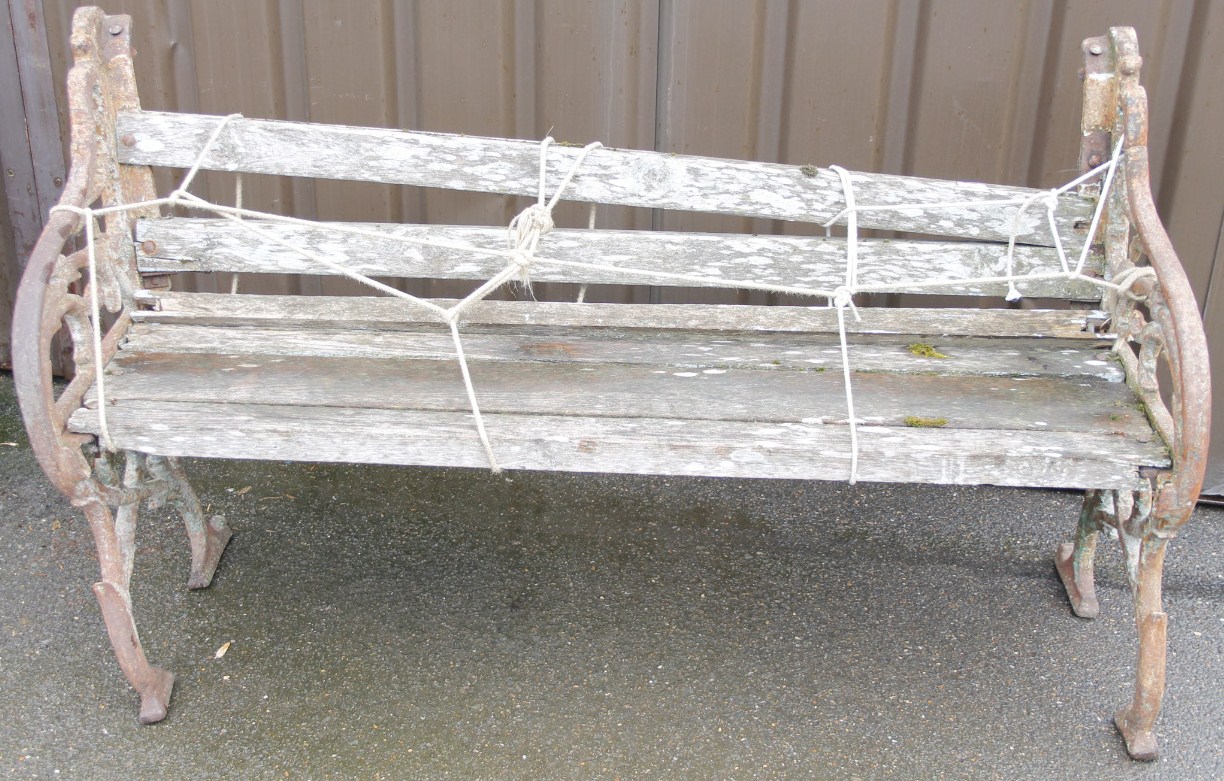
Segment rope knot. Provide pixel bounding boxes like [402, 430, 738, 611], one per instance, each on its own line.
[831, 287, 862, 322]
[510, 203, 555, 248]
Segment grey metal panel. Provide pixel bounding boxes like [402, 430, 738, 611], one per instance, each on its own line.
[1, 0, 66, 269]
[0, 154, 13, 368]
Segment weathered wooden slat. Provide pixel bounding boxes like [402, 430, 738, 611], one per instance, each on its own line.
[90, 350, 1152, 437]
[133, 292, 1109, 340]
[118, 322, 1124, 381]
[135, 218, 1104, 299]
[116, 111, 1094, 246]
[66, 401, 1166, 490]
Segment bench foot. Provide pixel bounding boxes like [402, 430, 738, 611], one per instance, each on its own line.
[1055, 542, 1099, 618]
[1114, 609, 1168, 760]
[1113, 531, 1169, 762]
[92, 580, 175, 724]
[147, 456, 233, 590]
[1056, 491, 1103, 618]
[187, 516, 233, 590]
[1116, 697, 1161, 761]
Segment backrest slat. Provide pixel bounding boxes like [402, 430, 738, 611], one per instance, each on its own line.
[118, 111, 1093, 247]
[132, 291, 1106, 341]
[136, 218, 1104, 300]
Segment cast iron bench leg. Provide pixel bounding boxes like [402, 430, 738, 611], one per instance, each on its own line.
[82, 498, 175, 723]
[148, 456, 232, 589]
[1056, 490, 1103, 618]
[1114, 532, 1170, 761]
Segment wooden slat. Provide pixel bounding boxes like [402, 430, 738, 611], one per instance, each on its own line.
[116, 111, 1095, 245]
[90, 350, 1151, 437]
[66, 401, 1166, 490]
[117, 322, 1124, 381]
[135, 218, 1105, 299]
[133, 292, 1109, 340]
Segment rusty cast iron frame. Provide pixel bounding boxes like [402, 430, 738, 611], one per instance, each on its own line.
[1054, 28, 1211, 760]
[9, 11, 1211, 760]
[10, 9, 232, 724]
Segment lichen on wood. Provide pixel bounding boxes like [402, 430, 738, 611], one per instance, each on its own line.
[904, 415, 949, 428]
[907, 342, 950, 359]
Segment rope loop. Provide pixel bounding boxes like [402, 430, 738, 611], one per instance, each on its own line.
[1113, 265, 1157, 300]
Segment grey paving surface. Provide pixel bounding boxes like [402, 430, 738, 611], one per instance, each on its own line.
[0, 372, 1221, 780]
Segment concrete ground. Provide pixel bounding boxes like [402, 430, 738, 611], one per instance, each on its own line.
[0, 372, 1221, 780]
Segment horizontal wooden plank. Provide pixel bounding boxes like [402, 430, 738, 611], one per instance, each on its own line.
[117, 111, 1094, 246]
[135, 218, 1105, 299]
[66, 402, 1166, 490]
[133, 293, 1110, 340]
[91, 350, 1152, 437]
[117, 322, 1124, 381]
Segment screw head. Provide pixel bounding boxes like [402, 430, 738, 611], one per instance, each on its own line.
[121, 134, 136, 147]
[108, 24, 123, 35]
[141, 240, 158, 255]
[1089, 43, 1104, 55]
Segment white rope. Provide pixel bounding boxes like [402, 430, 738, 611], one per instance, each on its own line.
[824, 166, 863, 483]
[577, 203, 597, 303]
[51, 114, 243, 455]
[1074, 138, 1125, 275]
[84, 212, 116, 452]
[230, 172, 243, 294]
[53, 112, 1133, 483]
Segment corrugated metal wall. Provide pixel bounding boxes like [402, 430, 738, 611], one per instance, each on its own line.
[5, 0, 1224, 490]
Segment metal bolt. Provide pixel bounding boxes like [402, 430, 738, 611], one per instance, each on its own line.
[1088, 43, 1103, 55]
[121, 134, 136, 147]
[53, 177, 63, 187]
[108, 24, 123, 35]
[141, 240, 158, 255]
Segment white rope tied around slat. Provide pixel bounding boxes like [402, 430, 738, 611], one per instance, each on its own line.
[83, 212, 115, 452]
[230, 172, 243, 294]
[823, 166, 863, 483]
[54, 113, 1136, 482]
[50, 114, 244, 453]
[577, 203, 598, 303]
[438, 137, 602, 471]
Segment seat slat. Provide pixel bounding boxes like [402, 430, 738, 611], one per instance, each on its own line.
[92, 349, 1148, 436]
[134, 293, 1108, 340]
[136, 218, 1104, 300]
[67, 401, 1165, 490]
[118, 322, 1123, 381]
[117, 111, 1094, 246]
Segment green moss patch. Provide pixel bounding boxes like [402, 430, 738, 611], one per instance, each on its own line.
[907, 342, 949, 359]
[904, 415, 949, 428]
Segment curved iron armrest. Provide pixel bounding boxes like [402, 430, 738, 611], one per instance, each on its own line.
[11, 8, 156, 507]
[1112, 52, 1211, 532]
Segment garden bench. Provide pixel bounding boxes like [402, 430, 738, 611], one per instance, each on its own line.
[12, 8, 1209, 760]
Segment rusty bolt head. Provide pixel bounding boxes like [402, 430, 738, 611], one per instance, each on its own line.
[121, 134, 136, 147]
[53, 177, 64, 187]
[1088, 43, 1104, 56]
[109, 24, 123, 35]
[141, 240, 158, 255]
[1087, 153, 1103, 168]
